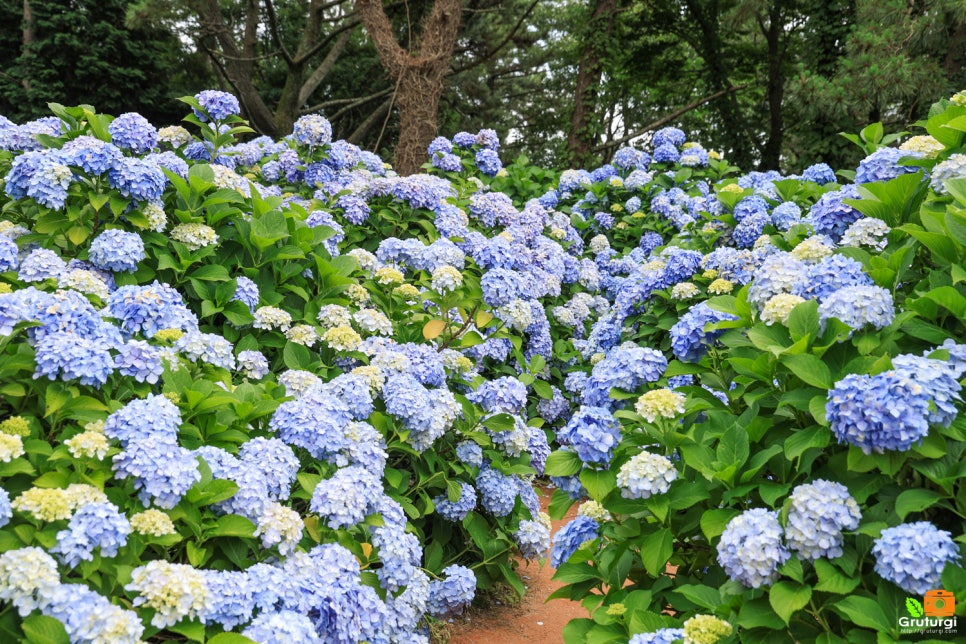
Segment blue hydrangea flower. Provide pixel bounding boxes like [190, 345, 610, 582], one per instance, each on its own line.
[551, 515, 600, 567]
[43, 582, 144, 643]
[806, 185, 862, 241]
[113, 435, 200, 509]
[892, 353, 963, 428]
[310, 465, 381, 529]
[293, 113, 332, 147]
[792, 254, 872, 301]
[243, 610, 322, 643]
[818, 284, 894, 331]
[200, 570, 255, 629]
[239, 437, 300, 500]
[427, 565, 475, 617]
[433, 152, 463, 173]
[733, 195, 770, 222]
[826, 371, 932, 453]
[51, 501, 131, 568]
[785, 479, 861, 560]
[455, 441, 483, 468]
[515, 518, 551, 560]
[670, 302, 739, 362]
[108, 112, 158, 154]
[108, 157, 166, 202]
[733, 212, 769, 248]
[873, 522, 960, 594]
[231, 276, 259, 313]
[653, 127, 686, 149]
[802, 162, 836, 185]
[747, 252, 807, 308]
[557, 405, 621, 465]
[0, 236, 17, 272]
[717, 508, 789, 588]
[108, 281, 198, 338]
[194, 90, 241, 121]
[0, 488, 11, 529]
[61, 135, 123, 175]
[469, 376, 528, 414]
[613, 146, 643, 170]
[854, 148, 923, 185]
[114, 339, 164, 384]
[34, 331, 114, 387]
[434, 483, 477, 522]
[476, 465, 522, 517]
[771, 201, 802, 230]
[174, 330, 236, 369]
[652, 143, 680, 164]
[4, 150, 73, 209]
[582, 344, 667, 407]
[18, 248, 66, 282]
[453, 131, 477, 148]
[146, 151, 189, 178]
[629, 629, 685, 644]
[88, 229, 145, 273]
[104, 393, 181, 446]
[372, 524, 421, 591]
[269, 392, 353, 461]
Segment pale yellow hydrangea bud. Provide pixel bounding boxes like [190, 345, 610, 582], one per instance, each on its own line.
[130, 509, 177, 537]
[760, 293, 806, 326]
[708, 278, 734, 295]
[0, 416, 31, 437]
[635, 388, 686, 422]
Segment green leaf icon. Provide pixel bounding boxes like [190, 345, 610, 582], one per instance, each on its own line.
[906, 597, 924, 617]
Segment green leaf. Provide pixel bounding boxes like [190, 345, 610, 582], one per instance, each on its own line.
[700, 508, 739, 540]
[673, 584, 721, 610]
[208, 514, 255, 538]
[207, 635, 258, 644]
[545, 450, 583, 477]
[780, 353, 833, 389]
[814, 559, 860, 595]
[21, 615, 69, 644]
[580, 468, 616, 502]
[716, 422, 750, 470]
[640, 528, 673, 577]
[784, 426, 831, 460]
[832, 595, 893, 632]
[168, 619, 206, 642]
[768, 581, 812, 625]
[482, 413, 517, 433]
[905, 597, 924, 618]
[894, 488, 945, 520]
[787, 299, 820, 342]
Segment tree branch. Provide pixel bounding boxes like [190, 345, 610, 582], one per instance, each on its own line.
[448, 0, 539, 76]
[262, 0, 295, 66]
[592, 84, 749, 152]
[298, 26, 356, 105]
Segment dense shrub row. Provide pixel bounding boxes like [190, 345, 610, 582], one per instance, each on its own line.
[0, 87, 963, 643]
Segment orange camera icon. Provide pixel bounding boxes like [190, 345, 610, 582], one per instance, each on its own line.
[924, 589, 956, 617]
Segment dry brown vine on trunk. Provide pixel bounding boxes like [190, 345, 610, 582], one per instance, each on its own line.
[357, 0, 463, 175]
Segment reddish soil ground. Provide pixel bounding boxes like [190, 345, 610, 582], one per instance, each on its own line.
[446, 486, 589, 644]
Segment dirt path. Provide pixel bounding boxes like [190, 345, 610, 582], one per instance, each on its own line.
[446, 486, 589, 644]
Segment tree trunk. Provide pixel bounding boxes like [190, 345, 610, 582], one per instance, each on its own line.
[196, 0, 280, 136]
[760, 0, 785, 170]
[22, 0, 33, 91]
[566, 0, 618, 168]
[685, 0, 755, 168]
[358, 0, 463, 175]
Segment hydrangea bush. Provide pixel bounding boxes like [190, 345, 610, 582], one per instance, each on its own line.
[536, 97, 966, 642]
[0, 85, 964, 644]
[0, 95, 557, 642]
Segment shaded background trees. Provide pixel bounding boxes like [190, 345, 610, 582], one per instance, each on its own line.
[1, 0, 963, 172]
